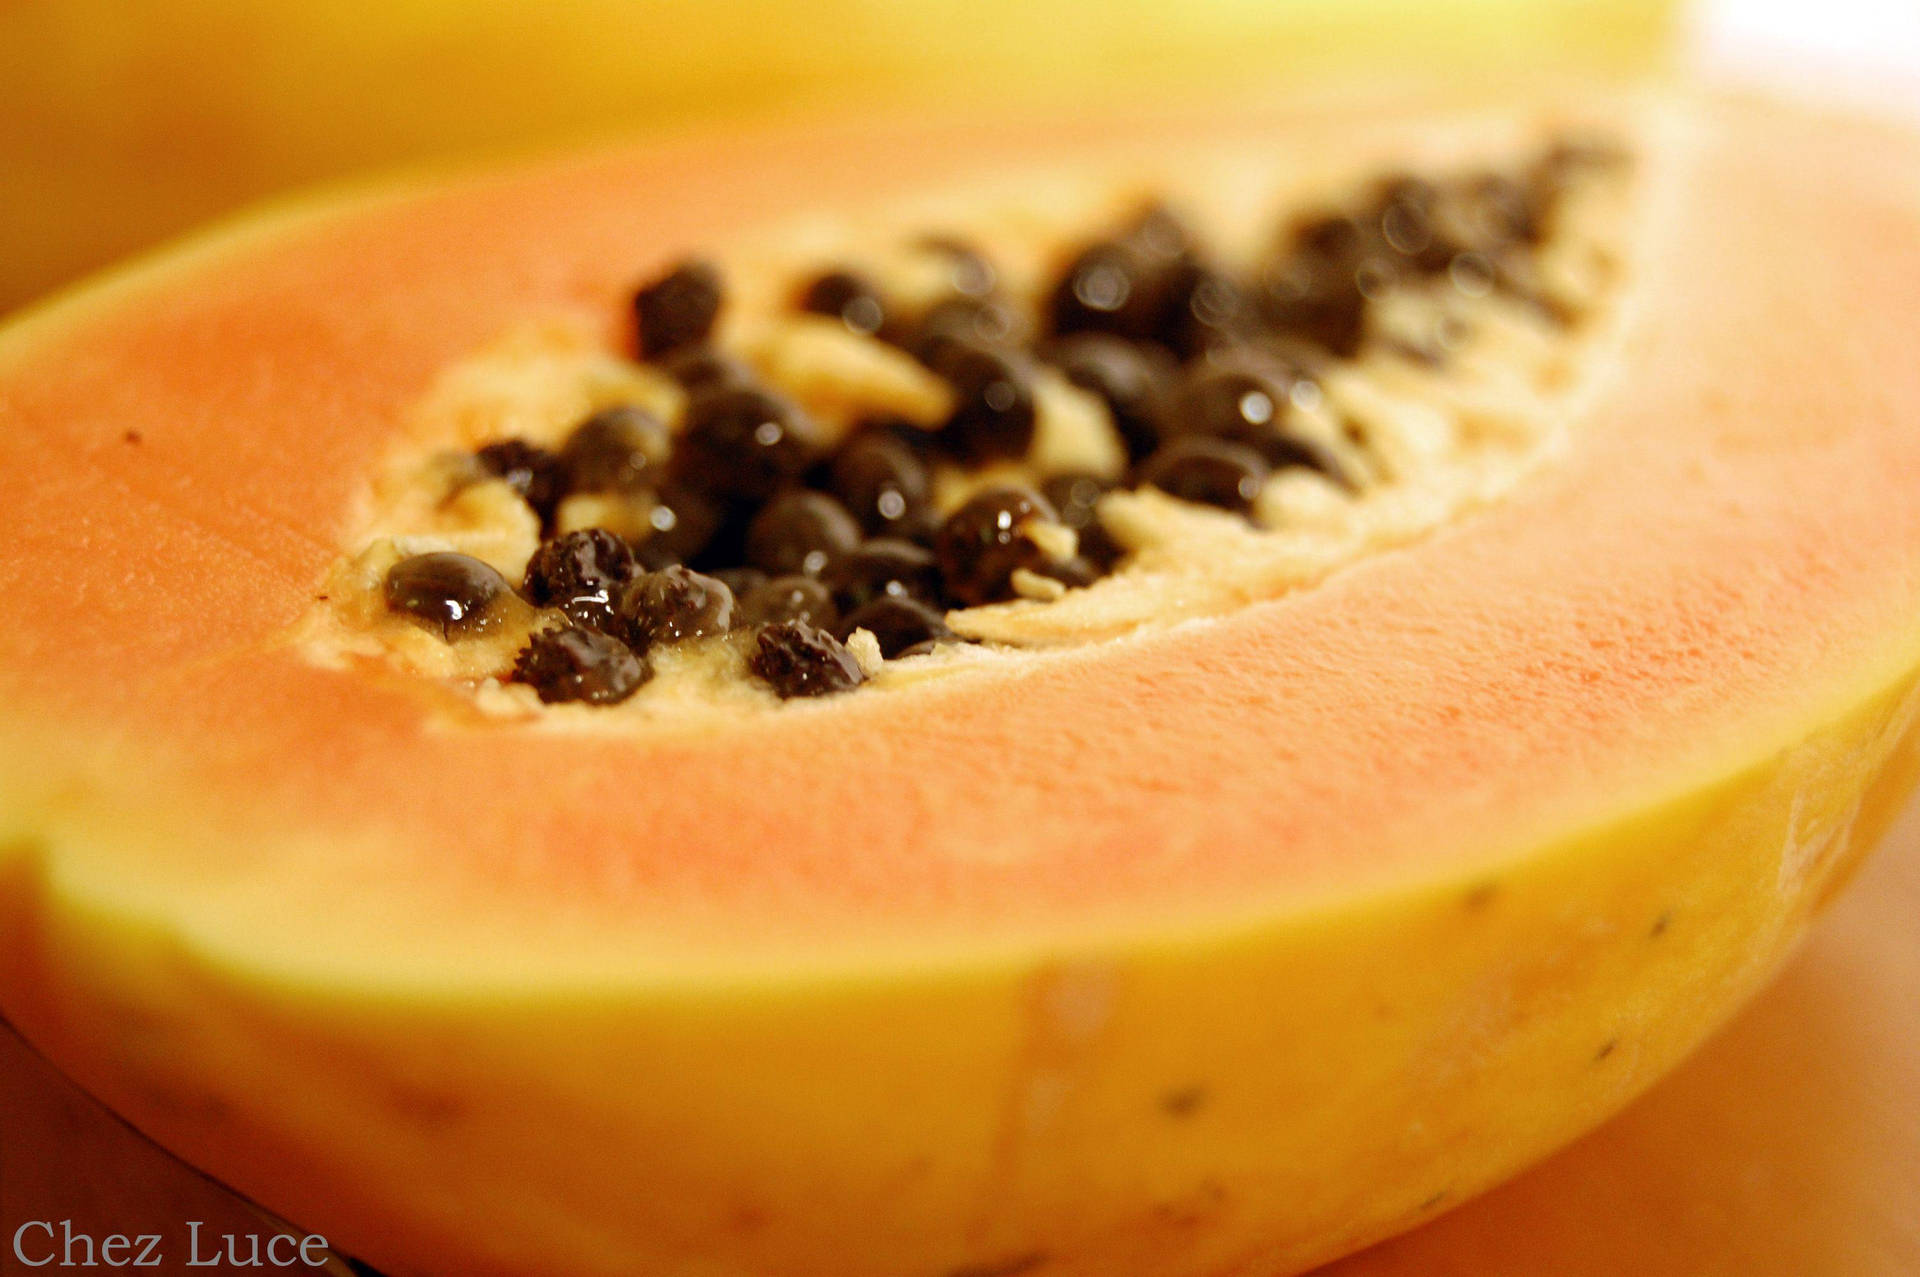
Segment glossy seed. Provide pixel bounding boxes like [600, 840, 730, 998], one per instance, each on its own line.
[1376, 172, 1440, 215]
[828, 430, 932, 536]
[1259, 432, 1356, 488]
[676, 386, 822, 502]
[925, 340, 1036, 465]
[1260, 256, 1368, 357]
[475, 439, 569, 526]
[744, 490, 863, 577]
[559, 405, 670, 494]
[1165, 362, 1282, 433]
[1160, 359, 1325, 469]
[749, 621, 866, 698]
[1046, 333, 1175, 461]
[911, 294, 1031, 362]
[633, 257, 723, 358]
[1047, 203, 1205, 345]
[838, 595, 952, 658]
[1040, 472, 1109, 530]
[1040, 471, 1122, 568]
[738, 574, 840, 629]
[800, 269, 890, 338]
[383, 552, 512, 641]
[619, 565, 735, 650]
[522, 528, 636, 632]
[1156, 261, 1253, 358]
[935, 486, 1067, 607]
[822, 538, 941, 610]
[710, 566, 769, 600]
[1136, 438, 1270, 513]
[1260, 210, 1395, 356]
[1452, 172, 1542, 249]
[1125, 203, 1197, 263]
[658, 343, 757, 395]
[1374, 175, 1459, 273]
[512, 626, 650, 705]
[1049, 240, 1156, 339]
[916, 235, 998, 297]
[1296, 210, 1374, 261]
[633, 483, 724, 569]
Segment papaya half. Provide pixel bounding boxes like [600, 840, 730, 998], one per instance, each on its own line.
[0, 0, 1681, 312]
[1, 87, 1918, 1277]
[1323, 791, 1920, 1275]
[6, 791, 1917, 1275]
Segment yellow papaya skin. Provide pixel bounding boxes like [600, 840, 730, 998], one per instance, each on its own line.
[9, 769, 1920, 1277]
[1325, 777, 1920, 1275]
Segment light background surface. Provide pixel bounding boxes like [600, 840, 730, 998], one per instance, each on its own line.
[1694, 0, 1920, 114]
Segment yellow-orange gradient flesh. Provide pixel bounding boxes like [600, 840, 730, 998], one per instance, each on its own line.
[6, 794, 1915, 1275]
[1, 92, 1918, 1276]
[12, 792, 1915, 1275]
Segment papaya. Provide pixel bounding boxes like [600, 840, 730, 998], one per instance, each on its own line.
[1, 87, 1919, 1277]
[7, 793, 1917, 1275]
[1322, 792, 1920, 1275]
[0, 0, 1683, 312]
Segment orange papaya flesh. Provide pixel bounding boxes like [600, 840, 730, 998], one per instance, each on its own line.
[0, 93, 1918, 1276]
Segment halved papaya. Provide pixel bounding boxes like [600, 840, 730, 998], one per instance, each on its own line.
[7, 795, 1917, 1274]
[1, 88, 1918, 1277]
[1324, 794, 1920, 1275]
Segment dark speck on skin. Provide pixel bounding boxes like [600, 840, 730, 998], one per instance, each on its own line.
[944, 1255, 1050, 1277]
[388, 1086, 465, 1127]
[1462, 881, 1499, 912]
[123, 430, 142, 445]
[1152, 1180, 1230, 1228]
[1419, 1189, 1453, 1212]
[1594, 1039, 1618, 1062]
[727, 1203, 770, 1235]
[1160, 1085, 1208, 1118]
[1651, 911, 1672, 938]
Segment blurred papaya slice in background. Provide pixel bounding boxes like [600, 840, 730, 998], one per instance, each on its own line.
[0, 0, 1678, 312]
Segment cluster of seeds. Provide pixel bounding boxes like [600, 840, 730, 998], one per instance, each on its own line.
[379, 138, 1617, 704]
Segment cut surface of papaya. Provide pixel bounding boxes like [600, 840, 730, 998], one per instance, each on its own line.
[1, 89, 1918, 1277]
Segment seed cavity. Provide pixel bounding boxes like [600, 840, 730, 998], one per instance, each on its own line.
[348, 133, 1626, 709]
